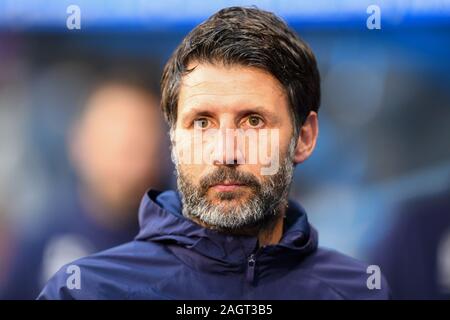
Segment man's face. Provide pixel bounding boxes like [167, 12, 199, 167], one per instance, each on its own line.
[172, 62, 297, 230]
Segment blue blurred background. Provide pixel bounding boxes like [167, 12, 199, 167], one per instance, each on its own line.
[1, 0, 450, 299]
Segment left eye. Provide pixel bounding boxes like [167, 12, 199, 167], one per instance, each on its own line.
[246, 115, 263, 127]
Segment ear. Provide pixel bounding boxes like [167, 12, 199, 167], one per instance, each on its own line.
[293, 111, 319, 164]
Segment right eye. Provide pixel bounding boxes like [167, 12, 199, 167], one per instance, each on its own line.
[194, 118, 211, 129]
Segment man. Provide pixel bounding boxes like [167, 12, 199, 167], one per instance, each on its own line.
[38, 7, 390, 299]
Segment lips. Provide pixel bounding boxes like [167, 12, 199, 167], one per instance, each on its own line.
[211, 181, 245, 192]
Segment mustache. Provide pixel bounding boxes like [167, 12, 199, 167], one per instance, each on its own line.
[198, 167, 261, 193]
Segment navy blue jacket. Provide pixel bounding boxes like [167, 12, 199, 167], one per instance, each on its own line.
[38, 190, 390, 299]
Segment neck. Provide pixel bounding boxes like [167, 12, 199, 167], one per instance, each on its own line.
[257, 210, 285, 247]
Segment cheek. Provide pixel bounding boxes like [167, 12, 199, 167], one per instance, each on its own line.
[239, 165, 264, 182]
[176, 162, 205, 186]
[276, 128, 295, 158]
[172, 129, 207, 165]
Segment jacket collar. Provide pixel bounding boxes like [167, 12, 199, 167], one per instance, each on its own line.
[135, 189, 318, 265]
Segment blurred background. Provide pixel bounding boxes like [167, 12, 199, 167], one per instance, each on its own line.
[0, 0, 449, 299]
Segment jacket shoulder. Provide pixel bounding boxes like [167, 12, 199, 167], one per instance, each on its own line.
[37, 240, 169, 300]
[300, 247, 391, 300]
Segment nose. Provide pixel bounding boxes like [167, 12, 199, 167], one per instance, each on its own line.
[211, 124, 245, 167]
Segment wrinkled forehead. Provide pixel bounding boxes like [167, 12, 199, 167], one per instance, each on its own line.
[177, 62, 287, 118]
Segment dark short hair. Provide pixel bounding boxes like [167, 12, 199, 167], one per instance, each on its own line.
[161, 6, 321, 137]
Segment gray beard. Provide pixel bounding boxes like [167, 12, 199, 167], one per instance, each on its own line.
[173, 140, 296, 231]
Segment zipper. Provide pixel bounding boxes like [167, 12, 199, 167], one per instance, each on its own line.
[246, 253, 256, 284]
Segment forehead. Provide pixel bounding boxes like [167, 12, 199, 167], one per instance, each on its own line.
[177, 62, 287, 115]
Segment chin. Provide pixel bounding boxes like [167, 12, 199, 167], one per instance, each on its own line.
[208, 190, 252, 205]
